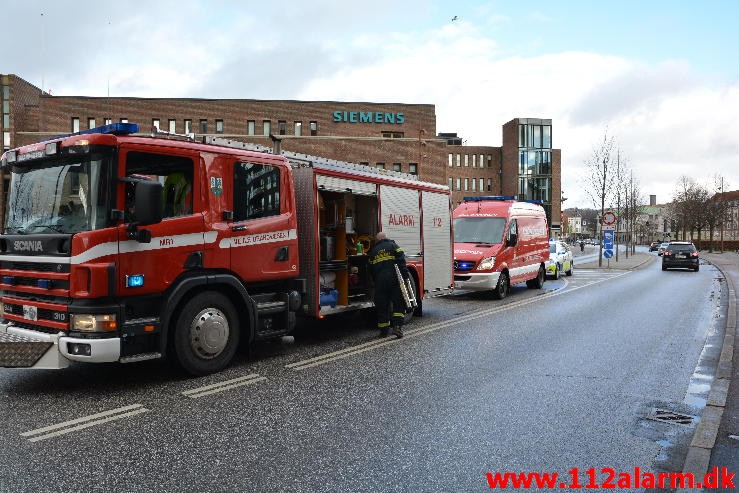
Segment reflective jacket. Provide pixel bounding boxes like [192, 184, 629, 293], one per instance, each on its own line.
[367, 238, 408, 279]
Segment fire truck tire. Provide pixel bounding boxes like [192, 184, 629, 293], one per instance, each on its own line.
[173, 292, 240, 376]
[492, 271, 509, 300]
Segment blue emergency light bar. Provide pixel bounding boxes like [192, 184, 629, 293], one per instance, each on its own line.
[463, 195, 517, 202]
[42, 123, 140, 142]
[524, 199, 544, 205]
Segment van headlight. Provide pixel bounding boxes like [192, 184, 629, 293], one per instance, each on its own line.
[476, 256, 496, 271]
[71, 314, 118, 332]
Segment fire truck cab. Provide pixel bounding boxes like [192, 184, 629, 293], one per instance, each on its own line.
[452, 196, 548, 299]
[0, 124, 453, 375]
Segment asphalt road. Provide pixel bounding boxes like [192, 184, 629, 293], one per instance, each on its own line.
[0, 254, 726, 492]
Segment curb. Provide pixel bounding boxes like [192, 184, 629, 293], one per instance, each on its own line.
[677, 258, 736, 493]
[575, 253, 654, 271]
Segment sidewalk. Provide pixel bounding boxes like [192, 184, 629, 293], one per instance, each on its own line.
[574, 245, 654, 270]
[686, 251, 739, 492]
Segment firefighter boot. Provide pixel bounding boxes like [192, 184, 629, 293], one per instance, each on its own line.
[379, 323, 390, 338]
[392, 322, 403, 339]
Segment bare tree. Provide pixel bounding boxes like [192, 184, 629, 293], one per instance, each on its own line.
[583, 131, 617, 266]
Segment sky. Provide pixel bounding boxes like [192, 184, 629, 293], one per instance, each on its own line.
[2, 0, 738, 208]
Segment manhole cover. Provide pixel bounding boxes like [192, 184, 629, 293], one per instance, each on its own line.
[647, 408, 695, 425]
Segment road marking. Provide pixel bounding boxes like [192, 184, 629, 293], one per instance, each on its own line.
[20, 404, 149, 443]
[181, 373, 267, 398]
[287, 271, 631, 371]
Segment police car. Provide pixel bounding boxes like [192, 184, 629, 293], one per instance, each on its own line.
[545, 240, 574, 279]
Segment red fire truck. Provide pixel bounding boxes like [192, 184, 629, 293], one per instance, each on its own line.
[0, 123, 453, 375]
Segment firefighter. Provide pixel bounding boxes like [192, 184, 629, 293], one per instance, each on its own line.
[367, 231, 409, 338]
[163, 171, 192, 217]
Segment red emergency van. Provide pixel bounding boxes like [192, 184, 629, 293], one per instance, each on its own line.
[452, 196, 549, 299]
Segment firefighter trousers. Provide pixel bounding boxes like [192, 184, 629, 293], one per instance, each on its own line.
[374, 271, 406, 331]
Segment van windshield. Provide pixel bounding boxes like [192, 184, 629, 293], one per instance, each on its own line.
[453, 217, 506, 244]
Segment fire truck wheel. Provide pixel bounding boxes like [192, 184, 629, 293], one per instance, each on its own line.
[492, 271, 509, 300]
[174, 292, 240, 376]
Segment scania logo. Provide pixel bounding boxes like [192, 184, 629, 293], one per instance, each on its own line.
[13, 240, 43, 252]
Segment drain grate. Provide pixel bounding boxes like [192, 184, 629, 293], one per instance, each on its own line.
[647, 408, 695, 425]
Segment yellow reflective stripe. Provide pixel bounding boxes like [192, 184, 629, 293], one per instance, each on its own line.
[392, 312, 404, 317]
[369, 252, 395, 264]
[377, 322, 391, 328]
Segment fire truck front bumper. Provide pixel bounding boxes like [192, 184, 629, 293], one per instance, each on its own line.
[454, 271, 501, 291]
[0, 323, 121, 369]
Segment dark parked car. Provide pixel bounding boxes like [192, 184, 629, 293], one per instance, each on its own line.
[649, 241, 660, 252]
[662, 242, 699, 271]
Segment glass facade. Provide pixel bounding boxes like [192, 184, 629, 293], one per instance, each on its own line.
[518, 121, 553, 224]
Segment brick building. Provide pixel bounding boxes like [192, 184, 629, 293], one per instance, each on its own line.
[0, 73, 561, 231]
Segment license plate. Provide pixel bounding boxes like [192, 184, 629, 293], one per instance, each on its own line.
[23, 305, 38, 321]
[675, 254, 685, 259]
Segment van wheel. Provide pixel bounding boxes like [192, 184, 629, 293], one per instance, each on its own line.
[493, 271, 509, 299]
[174, 292, 240, 376]
[527, 266, 545, 289]
[566, 262, 573, 276]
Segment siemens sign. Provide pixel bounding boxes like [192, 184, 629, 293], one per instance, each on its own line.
[333, 111, 405, 124]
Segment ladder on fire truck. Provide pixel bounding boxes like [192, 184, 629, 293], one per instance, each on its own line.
[201, 136, 421, 182]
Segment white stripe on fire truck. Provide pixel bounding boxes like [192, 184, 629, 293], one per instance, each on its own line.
[218, 228, 297, 249]
[68, 231, 219, 264]
[20, 404, 149, 443]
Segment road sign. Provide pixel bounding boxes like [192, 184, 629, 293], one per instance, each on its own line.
[603, 230, 614, 248]
[603, 249, 614, 259]
[602, 210, 618, 226]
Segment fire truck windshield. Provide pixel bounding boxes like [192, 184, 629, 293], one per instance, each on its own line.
[4, 150, 114, 235]
[453, 217, 506, 245]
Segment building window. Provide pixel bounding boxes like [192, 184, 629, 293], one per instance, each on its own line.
[71, 117, 80, 133]
[3, 132, 9, 149]
[381, 131, 404, 138]
[464, 178, 469, 191]
[310, 121, 318, 136]
[278, 120, 286, 135]
[449, 178, 453, 190]
[216, 119, 224, 134]
[472, 154, 477, 168]
[184, 119, 192, 134]
[455, 178, 461, 191]
[199, 119, 208, 134]
[104, 118, 112, 125]
[393, 163, 402, 172]
[2, 114, 8, 128]
[263, 120, 271, 136]
[464, 155, 469, 167]
[120, 118, 128, 123]
[543, 125, 551, 148]
[487, 154, 492, 167]
[471, 178, 476, 191]
[152, 119, 160, 130]
[456, 154, 461, 167]
[1, 85, 8, 99]
[376, 163, 385, 169]
[409, 163, 418, 175]
[247, 120, 255, 136]
[168, 119, 176, 133]
[479, 178, 484, 191]
[448, 154, 453, 167]
[88, 118, 96, 129]
[294, 121, 302, 136]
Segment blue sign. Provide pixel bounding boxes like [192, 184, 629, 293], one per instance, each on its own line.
[603, 249, 614, 259]
[603, 230, 614, 249]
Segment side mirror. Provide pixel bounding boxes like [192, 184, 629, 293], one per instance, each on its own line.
[134, 180, 163, 226]
[507, 233, 518, 247]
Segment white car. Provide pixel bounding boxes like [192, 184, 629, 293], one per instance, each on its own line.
[546, 240, 574, 279]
